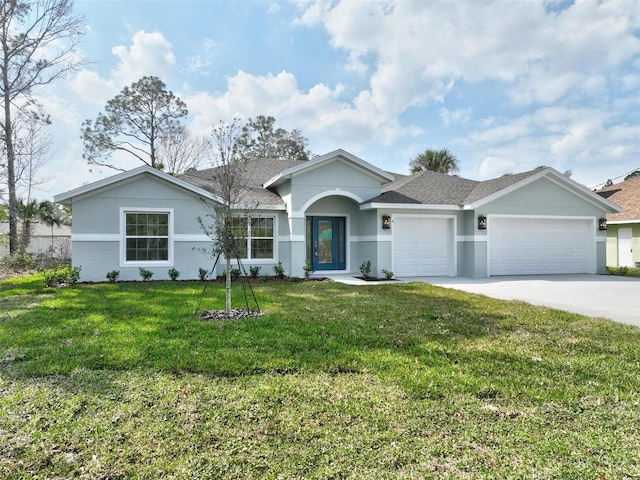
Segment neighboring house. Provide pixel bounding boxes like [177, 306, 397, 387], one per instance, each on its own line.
[0, 221, 72, 258]
[596, 176, 640, 267]
[54, 149, 620, 282]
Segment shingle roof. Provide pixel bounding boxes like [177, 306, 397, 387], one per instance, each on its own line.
[178, 158, 306, 207]
[368, 167, 545, 205]
[596, 176, 640, 221]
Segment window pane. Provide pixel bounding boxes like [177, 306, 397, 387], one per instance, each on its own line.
[251, 239, 273, 259]
[251, 217, 273, 238]
[125, 212, 169, 262]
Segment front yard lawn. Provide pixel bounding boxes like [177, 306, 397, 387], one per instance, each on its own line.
[1, 275, 639, 479]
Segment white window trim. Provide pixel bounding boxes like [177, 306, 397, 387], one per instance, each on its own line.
[224, 215, 278, 263]
[120, 207, 174, 267]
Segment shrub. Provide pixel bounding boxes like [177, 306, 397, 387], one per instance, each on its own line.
[273, 262, 285, 279]
[249, 265, 261, 278]
[198, 267, 208, 282]
[381, 269, 394, 280]
[139, 267, 153, 281]
[168, 268, 180, 281]
[230, 267, 241, 279]
[43, 265, 81, 287]
[303, 260, 315, 279]
[360, 260, 372, 279]
[106, 270, 120, 283]
[69, 266, 81, 285]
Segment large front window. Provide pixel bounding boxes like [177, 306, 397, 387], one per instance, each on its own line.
[230, 217, 274, 260]
[125, 212, 169, 262]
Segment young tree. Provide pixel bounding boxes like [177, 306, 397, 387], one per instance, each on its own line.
[195, 119, 249, 315]
[410, 148, 460, 174]
[157, 125, 210, 175]
[82, 76, 188, 171]
[0, 0, 86, 255]
[236, 115, 311, 161]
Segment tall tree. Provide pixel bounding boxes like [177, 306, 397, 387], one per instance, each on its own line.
[82, 76, 188, 171]
[0, 0, 86, 255]
[12, 106, 52, 200]
[236, 115, 311, 161]
[158, 125, 210, 175]
[410, 148, 460, 174]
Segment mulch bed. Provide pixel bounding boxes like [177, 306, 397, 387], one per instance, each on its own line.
[200, 309, 263, 321]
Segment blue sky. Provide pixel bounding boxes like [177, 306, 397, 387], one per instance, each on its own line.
[31, 0, 640, 199]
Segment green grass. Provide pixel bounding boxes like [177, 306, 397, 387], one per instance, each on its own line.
[1, 275, 640, 479]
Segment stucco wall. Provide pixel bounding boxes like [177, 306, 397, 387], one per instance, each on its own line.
[477, 177, 610, 275]
[71, 174, 214, 282]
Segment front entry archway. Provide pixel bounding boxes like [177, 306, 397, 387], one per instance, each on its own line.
[307, 216, 346, 271]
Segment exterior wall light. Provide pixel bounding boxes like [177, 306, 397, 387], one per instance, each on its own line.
[478, 215, 487, 230]
[382, 214, 391, 229]
[599, 218, 607, 231]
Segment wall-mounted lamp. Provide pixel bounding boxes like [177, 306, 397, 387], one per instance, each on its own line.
[382, 214, 391, 230]
[478, 215, 487, 230]
[599, 218, 607, 231]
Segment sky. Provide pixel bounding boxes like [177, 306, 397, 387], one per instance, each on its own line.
[25, 0, 640, 200]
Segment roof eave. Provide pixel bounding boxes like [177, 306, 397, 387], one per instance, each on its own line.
[54, 166, 226, 205]
[264, 149, 395, 189]
[361, 202, 462, 211]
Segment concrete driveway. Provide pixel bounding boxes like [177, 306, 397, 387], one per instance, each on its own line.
[417, 274, 640, 327]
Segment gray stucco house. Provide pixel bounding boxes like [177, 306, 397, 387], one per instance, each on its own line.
[54, 149, 620, 282]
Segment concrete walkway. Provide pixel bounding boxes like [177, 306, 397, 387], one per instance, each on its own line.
[322, 274, 640, 327]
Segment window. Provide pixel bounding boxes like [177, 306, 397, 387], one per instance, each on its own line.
[125, 211, 170, 262]
[230, 216, 274, 260]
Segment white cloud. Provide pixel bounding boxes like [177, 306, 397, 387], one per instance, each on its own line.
[111, 31, 176, 86]
[440, 108, 472, 128]
[295, 0, 640, 110]
[184, 38, 217, 75]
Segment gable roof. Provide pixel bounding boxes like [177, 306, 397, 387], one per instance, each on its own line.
[263, 149, 395, 188]
[596, 176, 640, 222]
[54, 165, 226, 205]
[363, 166, 621, 212]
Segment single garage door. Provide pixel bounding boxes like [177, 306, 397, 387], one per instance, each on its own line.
[489, 217, 593, 275]
[393, 216, 453, 276]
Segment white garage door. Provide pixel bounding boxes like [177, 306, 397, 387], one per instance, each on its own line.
[393, 216, 453, 276]
[489, 217, 593, 275]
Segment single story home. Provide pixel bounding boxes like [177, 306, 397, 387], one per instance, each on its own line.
[54, 149, 620, 282]
[596, 176, 640, 267]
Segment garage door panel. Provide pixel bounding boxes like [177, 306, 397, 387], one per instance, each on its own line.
[393, 217, 453, 276]
[489, 217, 592, 276]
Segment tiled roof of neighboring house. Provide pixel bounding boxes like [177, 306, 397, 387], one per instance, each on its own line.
[596, 176, 640, 221]
[178, 158, 306, 207]
[368, 166, 545, 206]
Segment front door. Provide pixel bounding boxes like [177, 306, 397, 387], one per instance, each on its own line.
[619, 227, 633, 266]
[308, 216, 346, 271]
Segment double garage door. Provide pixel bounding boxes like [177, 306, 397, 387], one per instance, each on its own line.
[489, 217, 593, 275]
[392, 215, 594, 277]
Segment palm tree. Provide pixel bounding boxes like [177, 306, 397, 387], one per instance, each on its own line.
[16, 199, 61, 255]
[38, 201, 62, 257]
[410, 149, 459, 174]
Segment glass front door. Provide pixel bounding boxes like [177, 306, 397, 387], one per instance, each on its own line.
[307, 216, 346, 271]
